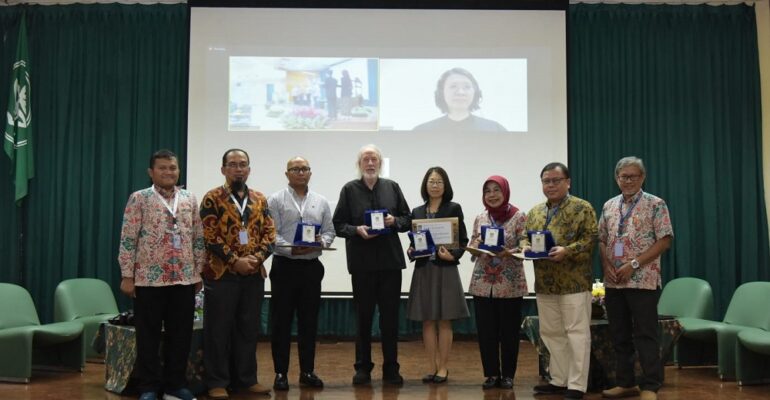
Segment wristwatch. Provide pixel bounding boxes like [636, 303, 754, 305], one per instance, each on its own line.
[631, 259, 640, 269]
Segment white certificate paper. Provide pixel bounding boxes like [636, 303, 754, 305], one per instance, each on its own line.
[371, 212, 385, 230]
[414, 232, 428, 251]
[302, 225, 316, 243]
[412, 217, 459, 248]
[484, 228, 500, 246]
[532, 232, 546, 253]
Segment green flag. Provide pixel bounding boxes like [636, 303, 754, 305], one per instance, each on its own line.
[3, 16, 34, 205]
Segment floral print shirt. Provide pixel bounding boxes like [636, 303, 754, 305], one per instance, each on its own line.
[118, 186, 205, 286]
[522, 195, 598, 295]
[598, 190, 674, 290]
[468, 210, 529, 298]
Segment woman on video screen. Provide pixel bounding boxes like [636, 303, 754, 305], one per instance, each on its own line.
[413, 67, 506, 132]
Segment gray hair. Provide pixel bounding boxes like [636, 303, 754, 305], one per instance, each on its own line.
[615, 156, 646, 176]
[356, 144, 383, 176]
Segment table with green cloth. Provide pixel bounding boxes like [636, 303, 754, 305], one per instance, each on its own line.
[521, 315, 682, 391]
[92, 321, 205, 395]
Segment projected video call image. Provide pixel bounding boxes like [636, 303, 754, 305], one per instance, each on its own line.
[229, 57, 379, 131]
[379, 59, 528, 132]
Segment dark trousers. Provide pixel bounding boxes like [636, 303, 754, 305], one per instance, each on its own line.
[203, 273, 265, 389]
[605, 288, 662, 392]
[133, 284, 195, 393]
[269, 256, 324, 374]
[473, 296, 523, 379]
[351, 269, 402, 375]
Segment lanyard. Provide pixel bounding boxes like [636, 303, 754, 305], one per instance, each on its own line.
[152, 186, 179, 229]
[618, 192, 642, 236]
[288, 188, 307, 223]
[230, 193, 248, 227]
[544, 195, 568, 230]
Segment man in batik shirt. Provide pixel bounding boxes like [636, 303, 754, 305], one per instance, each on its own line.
[598, 157, 673, 400]
[118, 149, 205, 400]
[521, 162, 597, 400]
[200, 148, 276, 400]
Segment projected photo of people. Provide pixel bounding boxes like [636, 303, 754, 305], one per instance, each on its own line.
[379, 59, 527, 132]
[229, 57, 379, 131]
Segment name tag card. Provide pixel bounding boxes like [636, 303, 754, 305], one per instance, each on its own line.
[172, 234, 182, 250]
[365, 209, 391, 234]
[239, 230, 249, 245]
[408, 230, 435, 258]
[293, 223, 322, 247]
[479, 225, 504, 253]
[524, 230, 555, 258]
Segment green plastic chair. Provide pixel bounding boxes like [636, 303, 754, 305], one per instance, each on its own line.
[735, 327, 770, 385]
[0, 282, 85, 382]
[657, 277, 714, 364]
[54, 278, 119, 358]
[677, 281, 770, 380]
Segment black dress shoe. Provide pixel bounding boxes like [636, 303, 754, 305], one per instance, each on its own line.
[563, 389, 584, 399]
[432, 370, 448, 384]
[273, 373, 289, 391]
[498, 376, 513, 389]
[299, 372, 324, 388]
[483, 377, 498, 390]
[421, 372, 436, 383]
[383, 373, 404, 386]
[352, 370, 371, 385]
[534, 383, 567, 395]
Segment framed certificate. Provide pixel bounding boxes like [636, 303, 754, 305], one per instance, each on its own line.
[411, 217, 460, 249]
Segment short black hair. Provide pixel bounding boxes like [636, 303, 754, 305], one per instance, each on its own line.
[149, 149, 177, 168]
[420, 166, 454, 203]
[435, 67, 482, 114]
[222, 148, 250, 167]
[540, 162, 570, 178]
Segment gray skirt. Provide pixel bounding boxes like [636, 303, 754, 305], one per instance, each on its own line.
[406, 260, 470, 321]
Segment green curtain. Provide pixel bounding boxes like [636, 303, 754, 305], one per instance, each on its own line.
[0, 8, 22, 285]
[568, 3, 770, 318]
[0, 4, 189, 321]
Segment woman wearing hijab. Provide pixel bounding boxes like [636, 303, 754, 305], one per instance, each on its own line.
[468, 175, 528, 390]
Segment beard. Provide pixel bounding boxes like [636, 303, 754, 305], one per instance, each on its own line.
[230, 178, 245, 193]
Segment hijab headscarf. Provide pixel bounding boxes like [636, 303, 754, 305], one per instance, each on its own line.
[483, 175, 519, 223]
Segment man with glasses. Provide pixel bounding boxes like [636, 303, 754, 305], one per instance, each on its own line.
[598, 157, 673, 400]
[267, 157, 335, 391]
[521, 162, 598, 400]
[200, 149, 276, 400]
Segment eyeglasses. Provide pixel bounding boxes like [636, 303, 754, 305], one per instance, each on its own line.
[427, 180, 444, 186]
[288, 167, 311, 174]
[541, 177, 567, 186]
[225, 162, 249, 170]
[617, 174, 642, 183]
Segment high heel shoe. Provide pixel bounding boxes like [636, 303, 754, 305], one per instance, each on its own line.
[421, 372, 436, 383]
[433, 370, 448, 384]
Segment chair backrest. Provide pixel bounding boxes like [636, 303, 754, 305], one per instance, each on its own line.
[657, 277, 714, 319]
[0, 282, 41, 329]
[723, 281, 770, 330]
[54, 278, 119, 322]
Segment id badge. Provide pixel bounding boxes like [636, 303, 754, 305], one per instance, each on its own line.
[414, 232, 428, 251]
[302, 224, 316, 243]
[239, 230, 249, 245]
[172, 234, 182, 250]
[484, 228, 500, 246]
[371, 212, 385, 230]
[613, 241, 624, 258]
[532, 232, 546, 253]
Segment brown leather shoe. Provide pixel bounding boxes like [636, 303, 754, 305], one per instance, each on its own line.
[640, 390, 657, 400]
[602, 386, 640, 398]
[247, 383, 272, 395]
[207, 387, 229, 400]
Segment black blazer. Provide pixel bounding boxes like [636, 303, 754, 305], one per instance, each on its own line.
[410, 201, 468, 268]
